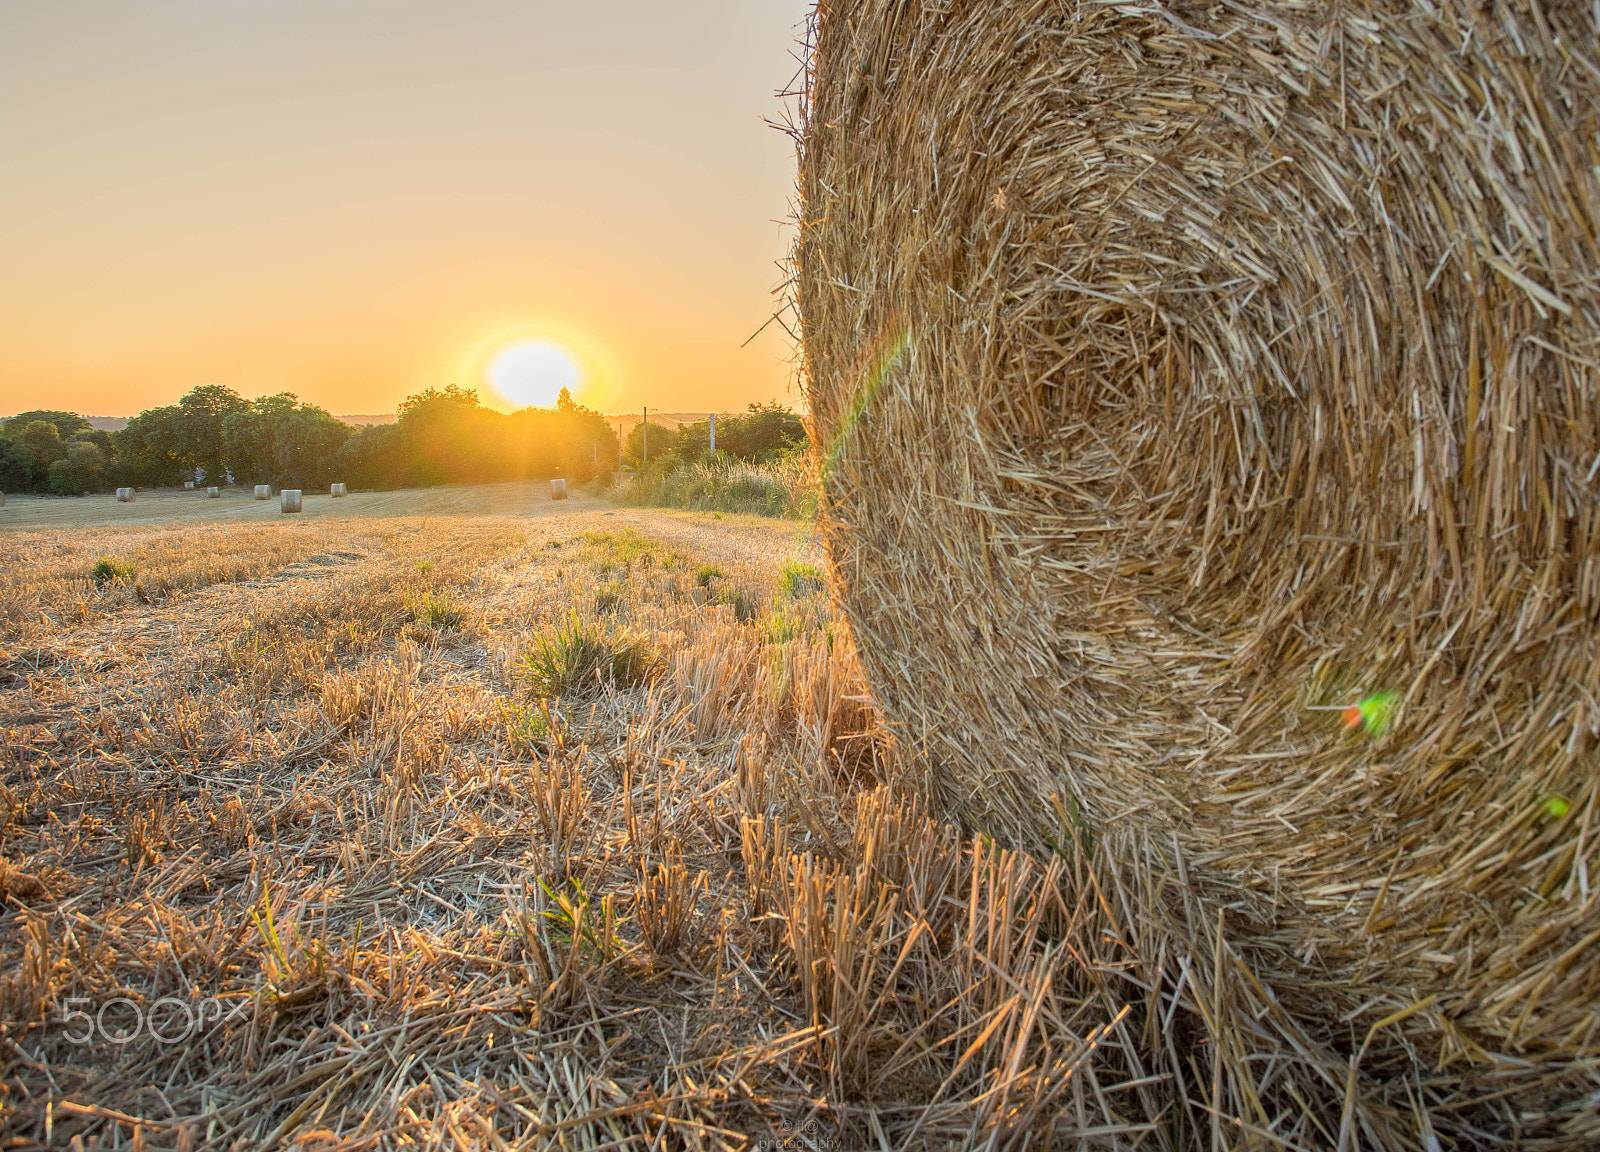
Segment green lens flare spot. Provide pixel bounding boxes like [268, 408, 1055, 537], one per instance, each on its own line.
[1546, 796, 1571, 818]
[1341, 691, 1397, 736]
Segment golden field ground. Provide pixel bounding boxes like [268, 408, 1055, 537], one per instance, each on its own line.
[0, 484, 1152, 1150]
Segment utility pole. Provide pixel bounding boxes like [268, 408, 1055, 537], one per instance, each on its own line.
[642, 406, 648, 465]
[708, 412, 715, 456]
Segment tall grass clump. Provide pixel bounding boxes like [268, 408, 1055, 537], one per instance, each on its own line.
[608, 454, 815, 519]
[91, 557, 137, 585]
[517, 611, 655, 698]
[409, 591, 463, 629]
[777, 560, 825, 600]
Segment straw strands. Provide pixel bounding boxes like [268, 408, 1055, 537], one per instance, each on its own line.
[799, 0, 1599, 1145]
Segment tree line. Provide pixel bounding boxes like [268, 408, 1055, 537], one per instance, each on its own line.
[0, 383, 620, 495]
[620, 402, 806, 470]
[1, 387, 805, 496]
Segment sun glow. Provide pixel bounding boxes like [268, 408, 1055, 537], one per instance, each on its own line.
[460, 322, 623, 413]
[488, 341, 580, 408]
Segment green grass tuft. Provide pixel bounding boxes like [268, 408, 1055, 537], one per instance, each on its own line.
[518, 611, 655, 698]
[92, 557, 137, 585]
[759, 610, 803, 646]
[777, 560, 826, 600]
[501, 700, 560, 753]
[411, 591, 464, 629]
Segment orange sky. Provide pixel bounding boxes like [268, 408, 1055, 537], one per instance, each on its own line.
[0, 1, 810, 417]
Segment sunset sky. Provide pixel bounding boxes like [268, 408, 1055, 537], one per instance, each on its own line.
[0, 0, 811, 417]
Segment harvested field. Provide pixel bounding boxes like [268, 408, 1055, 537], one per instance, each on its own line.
[0, 482, 608, 531]
[0, 488, 1184, 1149]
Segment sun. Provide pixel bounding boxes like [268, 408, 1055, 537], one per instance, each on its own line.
[487, 341, 582, 409]
[457, 321, 623, 412]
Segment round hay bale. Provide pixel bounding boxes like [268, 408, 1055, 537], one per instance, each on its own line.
[207, 486, 220, 499]
[550, 478, 568, 500]
[115, 488, 134, 503]
[254, 484, 271, 500]
[330, 482, 347, 498]
[183, 480, 195, 490]
[280, 489, 303, 514]
[0, 492, 7, 507]
[800, 0, 1599, 1140]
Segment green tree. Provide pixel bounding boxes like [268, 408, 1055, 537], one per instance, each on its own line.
[623, 419, 679, 467]
[221, 393, 352, 487]
[73, 428, 115, 456]
[47, 442, 108, 495]
[0, 433, 30, 494]
[502, 390, 618, 482]
[176, 384, 248, 482]
[222, 393, 296, 483]
[334, 422, 404, 489]
[675, 403, 806, 463]
[15, 421, 67, 480]
[395, 385, 499, 486]
[274, 403, 351, 487]
[7, 410, 90, 439]
[396, 383, 480, 419]
[114, 406, 188, 486]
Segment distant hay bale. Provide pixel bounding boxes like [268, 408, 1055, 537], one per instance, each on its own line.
[0, 492, 6, 507]
[330, 482, 347, 498]
[183, 480, 194, 490]
[254, 485, 271, 500]
[550, 478, 568, 500]
[280, 489, 303, 514]
[800, 0, 1599, 1142]
[207, 486, 220, 499]
[115, 488, 134, 503]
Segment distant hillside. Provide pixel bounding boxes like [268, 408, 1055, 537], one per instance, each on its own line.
[339, 413, 397, 426]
